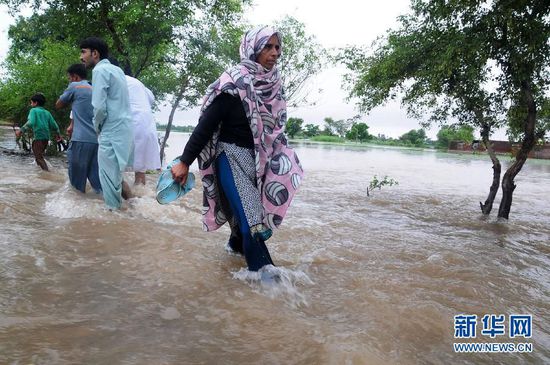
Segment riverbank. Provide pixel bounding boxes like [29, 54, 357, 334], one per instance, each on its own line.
[290, 138, 550, 160]
[290, 138, 432, 152]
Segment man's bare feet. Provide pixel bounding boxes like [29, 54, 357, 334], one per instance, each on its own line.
[121, 180, 133, 200]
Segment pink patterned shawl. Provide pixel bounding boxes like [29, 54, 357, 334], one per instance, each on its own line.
[197, 26, 304, 232]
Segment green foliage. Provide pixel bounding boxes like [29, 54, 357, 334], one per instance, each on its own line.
[2, 0, 205, 78]
[339, 0, 550, 144]
[275, 16, 327, 107]
[285, 117, 303, 138]
[1, 0, 245, 116]
[436, 125, 475, 149]
[303, 123, 320, 138]
[156, 14, 244, 159]
[321, 117, 336, 136]
[165, 21, 243, 109]
[323, 117, 352, 138]
[156, 10, 244, 161]
[367, 175, 399, 197]
[507, 97, 550, 143]
[0, 40, 76, 131]
[346, 122, 371, 142]
[310, 135, 345, 143]
[398, 128, 427, 147]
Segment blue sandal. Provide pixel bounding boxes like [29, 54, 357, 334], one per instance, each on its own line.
[156, 158, 195, 204]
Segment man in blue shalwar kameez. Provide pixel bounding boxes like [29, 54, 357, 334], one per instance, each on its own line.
[80, 37, 134, 209]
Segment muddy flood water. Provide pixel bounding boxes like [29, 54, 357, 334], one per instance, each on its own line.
[0, 127, 549, 364]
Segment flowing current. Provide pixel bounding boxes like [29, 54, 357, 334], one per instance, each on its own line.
[0, 128, 549, 364]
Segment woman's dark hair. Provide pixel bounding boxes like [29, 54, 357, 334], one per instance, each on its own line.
[67, 63, 88, 79]
[107, 56, 120, 67]
[79, 37, 109, 59]
[30, 93, 46, 106]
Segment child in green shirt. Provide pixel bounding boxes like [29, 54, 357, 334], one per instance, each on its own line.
[16, 93, 61, 171]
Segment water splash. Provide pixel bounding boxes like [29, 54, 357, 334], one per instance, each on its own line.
[43, 179, 200, 226]
[44, 183, 106, 219]
[232, 265, 313, 308]
[128, 194, 198, 226]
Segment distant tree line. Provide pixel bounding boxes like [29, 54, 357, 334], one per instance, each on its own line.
[286, 116, 478, 148]
[156, 124, 194, 133]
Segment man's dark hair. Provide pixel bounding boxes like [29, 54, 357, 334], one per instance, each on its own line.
[30, 93, 46, 106]
[67, 63, 87, 79]
[79, 37, 109, 59]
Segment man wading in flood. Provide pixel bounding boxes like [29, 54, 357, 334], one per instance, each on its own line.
[56, 63, 102, 194]
[79, 37, 133, 209]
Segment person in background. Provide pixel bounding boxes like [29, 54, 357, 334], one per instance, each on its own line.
[125, 74, 161, 185]
[56, 63, 101, 193]
[16, 93, 61, 171]
[170, 26, 303, 274]
[80, 37, 133, 209]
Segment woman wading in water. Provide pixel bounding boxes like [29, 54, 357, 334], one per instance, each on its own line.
[171, 26, 303, 275]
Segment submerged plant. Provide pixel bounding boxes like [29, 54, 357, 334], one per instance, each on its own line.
[367, 175, 399, 196]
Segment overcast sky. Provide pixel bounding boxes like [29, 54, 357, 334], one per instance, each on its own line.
[0, 1, 507, 139]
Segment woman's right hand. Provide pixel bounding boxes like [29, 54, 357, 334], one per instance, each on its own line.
[171, 161, 189, 186]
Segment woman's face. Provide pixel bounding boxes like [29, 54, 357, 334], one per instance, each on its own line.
[256, 34, 281, 70]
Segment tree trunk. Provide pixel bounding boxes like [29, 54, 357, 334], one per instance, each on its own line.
[159, 77, 188, 164]
[479, 123, 501, 215]
[497, 81, 537, 219]
[159, 96, 182, 165]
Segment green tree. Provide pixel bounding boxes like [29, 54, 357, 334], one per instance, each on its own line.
[0, 40, 76, 131]
[2, 0, 202, 78]
[159, 15, 327, 160]
[285, 117, 303, 138]
[275, 16, 327, 107]
[321, 116, 352, 138]
[340, 0, 550, 218]
[455, 125, 475, 145]
[0, 0, 243, 106]
[436, 125, 475, 149]
[346, 122, 371, 142]
[158, 18, 243, 162]
[399, 129, 427, 147]
[0, 0, 246, 163]
[335, 119, 352, 139]
[303, 123, 320, 138]
[322, 117, 336, 136]
[508, 97, 550, 144]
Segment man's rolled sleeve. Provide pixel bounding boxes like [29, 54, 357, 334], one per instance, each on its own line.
[59, 84, 75, 104]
